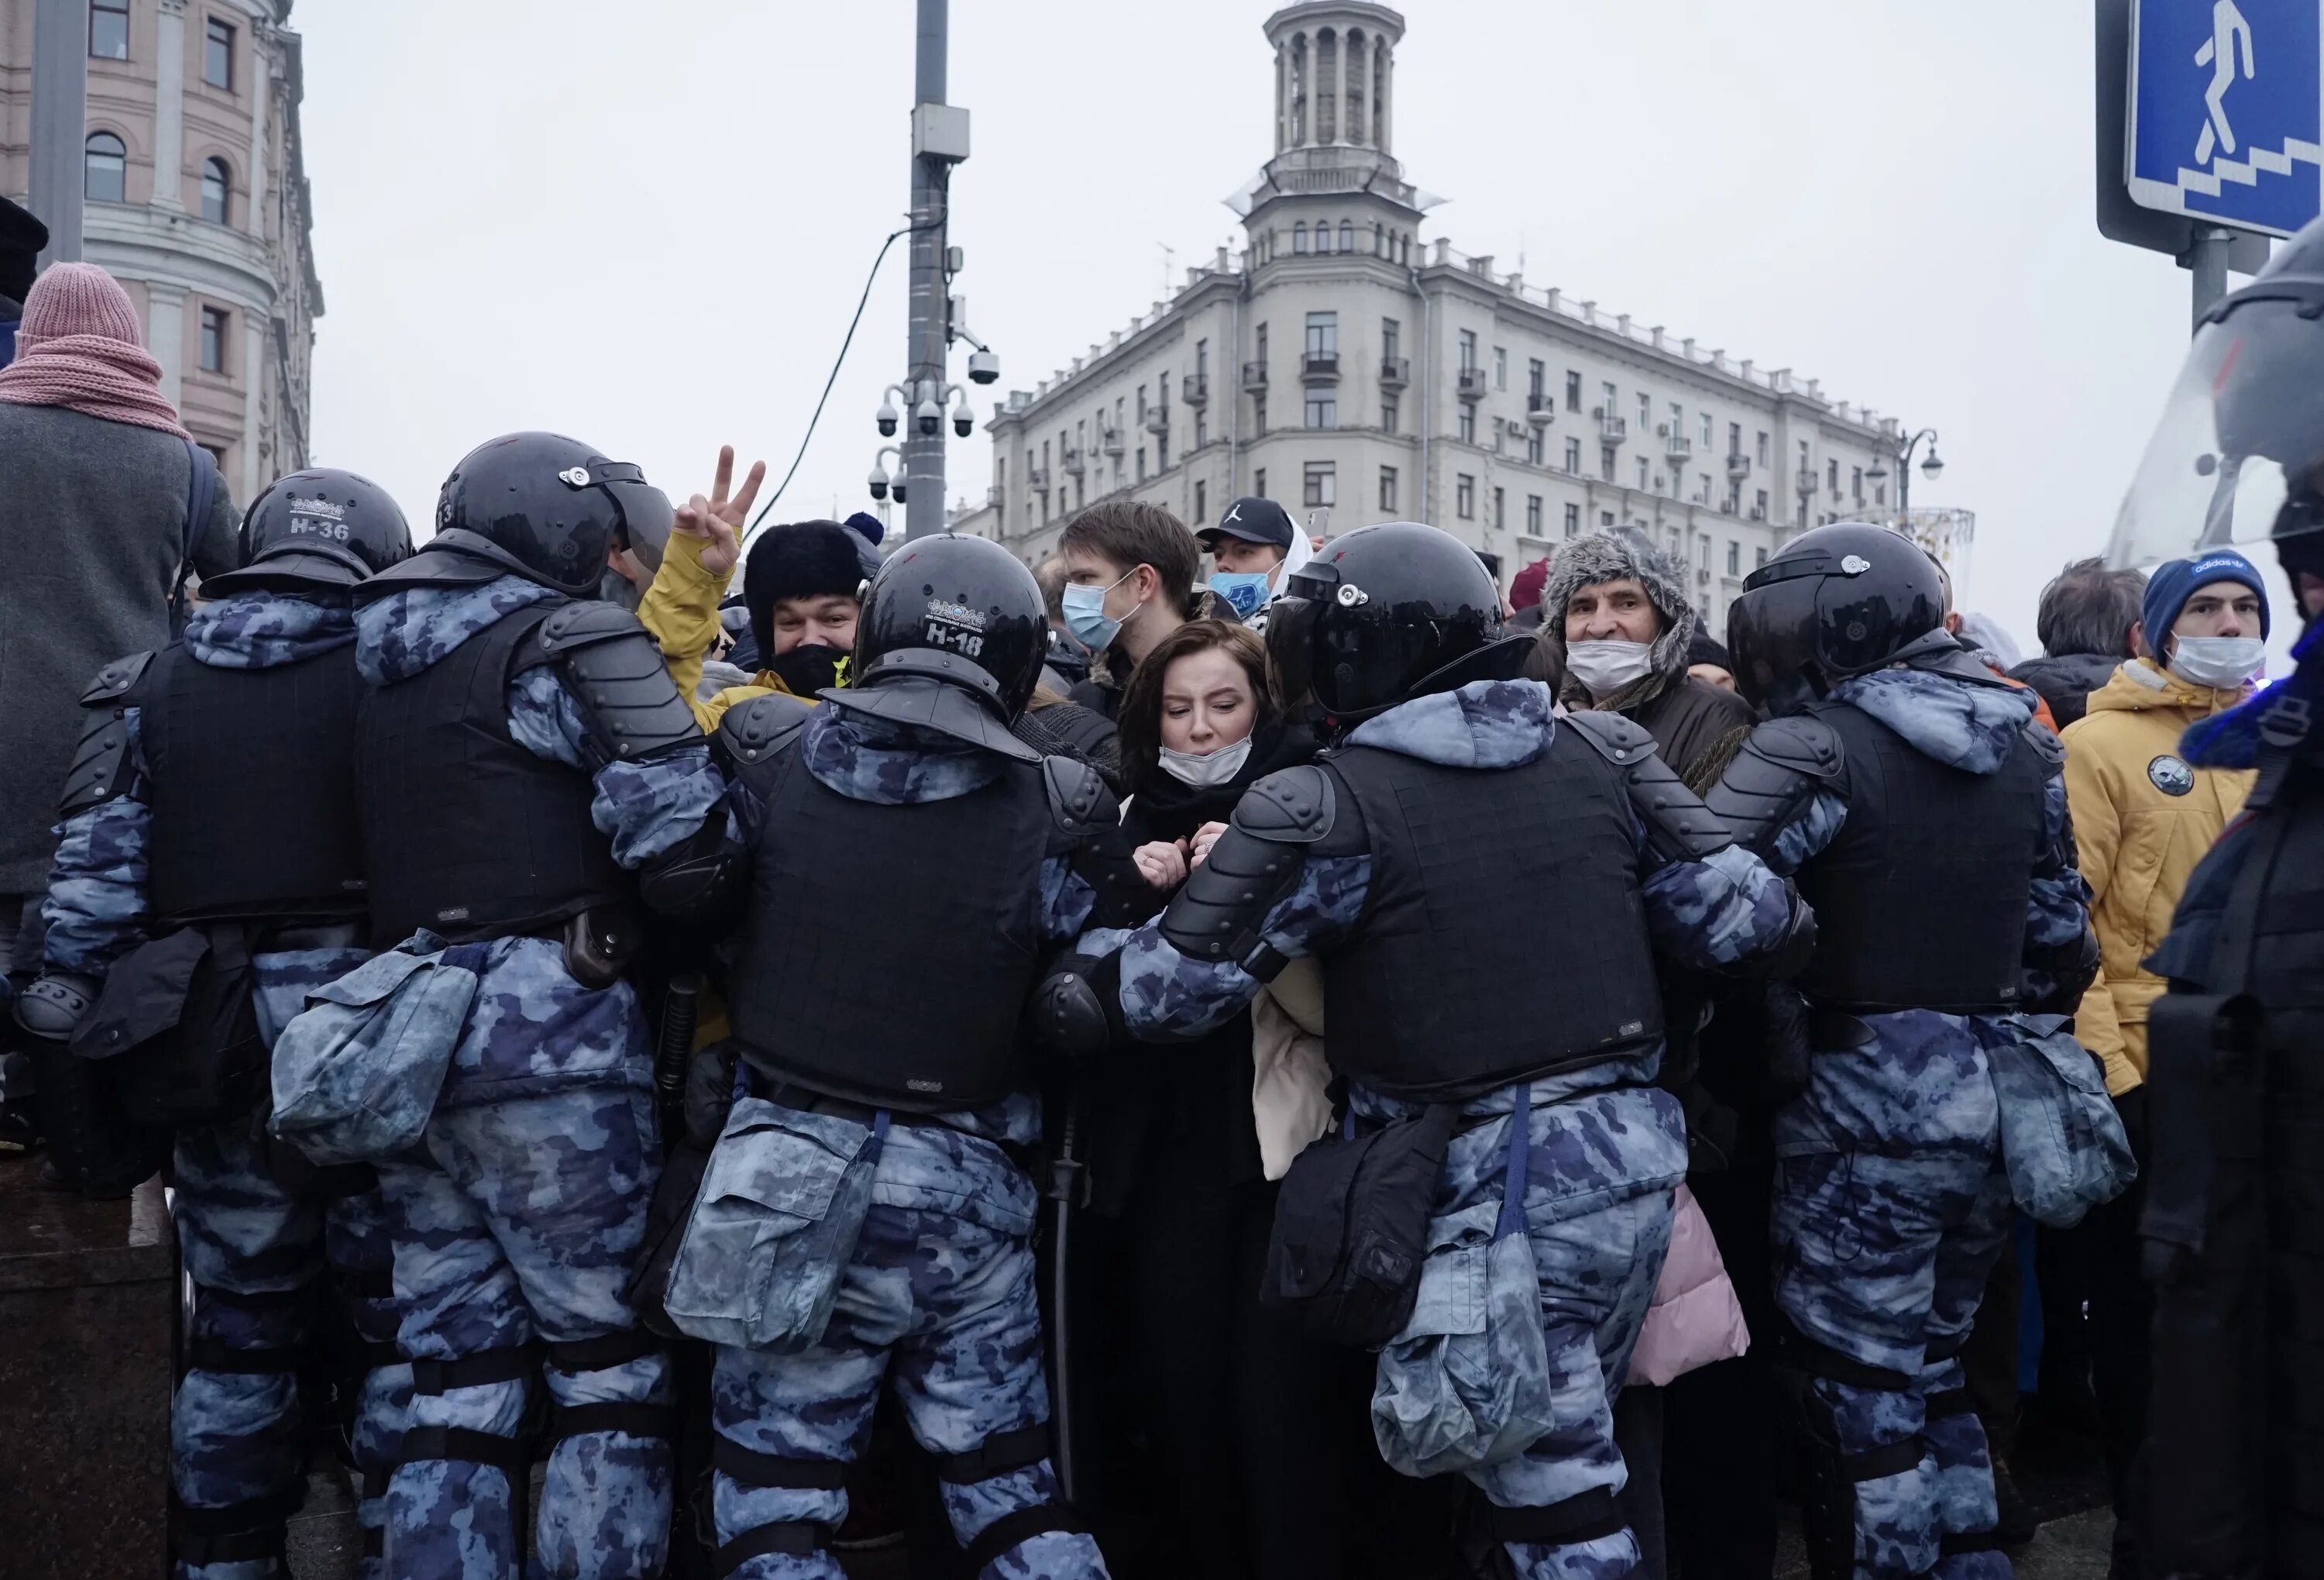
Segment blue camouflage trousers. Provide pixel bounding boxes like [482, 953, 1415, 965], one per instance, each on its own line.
[707, 1120, 1109, 1580]
[1772, 1145, 2014, 1580]
[171, 1120, 410, 1580]
[373, 1076, 672, 1580]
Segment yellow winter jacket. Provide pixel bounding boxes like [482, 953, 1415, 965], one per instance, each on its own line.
[2060, 659, 2254, 1095]
[635, 528, 817, 733]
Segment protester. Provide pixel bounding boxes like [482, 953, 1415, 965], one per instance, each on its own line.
[1037, 552, 1095, 690]
[1196, 495, 1314, 628]
[1525, 529, 1757, 793]
[2011, 558, 2147, 731]
[24, 471, 414, 1574]
[1508, 556, 1552, 632]
[2059, 548, 2268, 1578]
[1058, 501, 1234, 720]
[0, 262, 236, 1002]
[1685, 631, 1736, 692]
[0, 196, 46, 369]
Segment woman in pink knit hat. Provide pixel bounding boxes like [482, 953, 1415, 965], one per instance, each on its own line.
[0, 261, 236, 1098]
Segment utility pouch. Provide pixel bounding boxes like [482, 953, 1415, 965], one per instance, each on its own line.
[1261, 1099, 1458, 1350]
[1988, 1014, 2137, 1230]
[660, 1095, 888, 1351]
[76, 923, 263, 1131]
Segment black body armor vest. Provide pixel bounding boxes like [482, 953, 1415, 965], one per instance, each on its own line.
[137, 642, 368, 927]
[1793, 701, 2046, 1014]
[725, 741, 1055, 1113]
[354, 601, 626, 945]
[1321, 730, 1664, 1101]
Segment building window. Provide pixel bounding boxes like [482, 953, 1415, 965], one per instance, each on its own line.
[90, 0, 129, 60]
[1528, 359, 1546, 399]
[1379, 466, 1398, 513]
[1491, 487, 1505, 529]
[1601, 380, 1618, 414]
[1755, 431, 1770, 468]
[1600, 511, 1615, 528]
[1755, 488, 1769, 519]
[199, 305, 229, 373]
[1700, 411, 1714, 449]
[201, 157, 230, 224]
[1755, 547, 1769, 569]
[1304, 461, 1336, 508]
[1136, 446, 1147, 481]
[1563, 502, 1581, 539]
[1305, 394, 1336, 429]
[1492, 347, 1507, 391]
[1637, 391, 1652, 435]
[1253, 397, 1267, 434]
[1563, 437, 1581, 473]
[1874, 480, 1886, 506]
[1851, 466, 1864, 502]
[1698, 534, 1712, 569]
[1455, 474, 1475, 519]
[1526, 428, 1545, 466]
[1305, 311, 1336, 358]
[204, 17, 234, 89]
[1195, 480, 1207, 522]
[1380, 398, 1398, 433]
[1458, 330, 1477, 371]
[1382, 318, 1400, 361]
[84, 132, 126, 202]
[1828, 458, 1840, 497]
[1194, 412, 1207, 448]
[1525, 494, 1542, 535]
[1254, 467, 1267, 499]
[1566, 370, 1582, 412]
[1636, 457, 1649, 491]
[1293, 222, 1308, 254]
[1727, 539, 1741, 575]
[198, 442, 226, 471]
[1728, 421, 1743, 457]
[1456, 406, 1475, 446]
[1339, 219, 1353, 253]
[1599, 446, 1615, 483]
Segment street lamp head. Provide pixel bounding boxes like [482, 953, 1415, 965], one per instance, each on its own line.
[1865, 462, 1889, 484]
[1920, 449, 1944, 483]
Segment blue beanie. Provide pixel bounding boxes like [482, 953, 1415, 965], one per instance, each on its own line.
[2143, 548, 2270, 648]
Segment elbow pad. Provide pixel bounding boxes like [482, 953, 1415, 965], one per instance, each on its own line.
[1159, 765, 1353, 977]
[1030, 952, 1126, 1058]
[636, 818, 744, 925]
[1704, 716, 1845, 859]
[59, 652, 153, 817]
[532, 602, 703, 769]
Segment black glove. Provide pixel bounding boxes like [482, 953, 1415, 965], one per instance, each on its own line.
[1030, 953, 1124, 1058]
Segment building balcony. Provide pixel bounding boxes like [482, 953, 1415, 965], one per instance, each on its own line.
[1795, 468, 1820, 498]
[1144, 408, 1170, 434]
[1596, 412, 1628, 444]
[1664, 432, 1693, 462]
[1527, 393, 1556, 425]
[1242, 360, 1269, 393]
[1101, 427, 1125, 457]
[1183, 373, 1209, 406]
[1303, 352, 1340, 383]
[1725, 453, 1752, 481]
[1379, 356, 1410, 389]
[1456, 367, 1488, 401]
[1028, 467, 1050, 491]
[1061, 448, 1085, 475]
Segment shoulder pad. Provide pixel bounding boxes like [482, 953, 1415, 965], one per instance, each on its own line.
[81, 649, 155, 707]
[1229, 764, 1338, 844]
[1746, 715, 1846, 782]
[2021, 715, 2065, 773]
[1043, 754, 1118, 836]
[1560, 708, 1658, 766]
[716, 692, 815, 767]
[538, 601, 703, 766]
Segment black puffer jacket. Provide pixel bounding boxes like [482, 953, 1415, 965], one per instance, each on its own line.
[2009, 651, 2120, 731]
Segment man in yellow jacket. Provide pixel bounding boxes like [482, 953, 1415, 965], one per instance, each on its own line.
[2058, 546, 2269, 1579]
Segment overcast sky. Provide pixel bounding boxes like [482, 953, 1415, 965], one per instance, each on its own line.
[295, 0, 2291, 660]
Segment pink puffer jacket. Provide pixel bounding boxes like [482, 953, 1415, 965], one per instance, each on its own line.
[1628, 1185, 1750, 1386]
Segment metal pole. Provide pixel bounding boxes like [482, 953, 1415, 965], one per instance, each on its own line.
[1898, 438, 1911, 519]
[903, 0, 950, 539]
[27, 0, 91, 266]
[2189, 225, 2232, 332]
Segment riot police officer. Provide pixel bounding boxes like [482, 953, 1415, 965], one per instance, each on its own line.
[343, 432, 718, 1579]
[19, 470, 414, 1578]
[636, 532, 1114, 1580]
[1042, 521, 1808, 1580]
[1707, 523, 2099, 1580]
[2123, 216, 2324, 1578]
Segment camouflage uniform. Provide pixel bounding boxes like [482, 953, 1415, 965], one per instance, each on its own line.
[352, 577, 723, 1580]
[1109, 680, 1800, 1580]
[680, 708, 1111, 1580]
[1758, 669, 2093, 1580]
[40, 591, 408, 1580]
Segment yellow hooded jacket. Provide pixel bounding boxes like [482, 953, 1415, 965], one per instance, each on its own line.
[2059, 657, 2254, 1095]
[637, 527, 839, 733]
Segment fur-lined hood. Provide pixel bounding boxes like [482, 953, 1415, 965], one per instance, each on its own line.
[1525, 528, 1697, 704]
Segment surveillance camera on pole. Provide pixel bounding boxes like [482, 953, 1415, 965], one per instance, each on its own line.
[868, 445, 904, 502]
[914, 394, 944, 438]
[966, 349, 999, 385]
[875, 397, 900, 439]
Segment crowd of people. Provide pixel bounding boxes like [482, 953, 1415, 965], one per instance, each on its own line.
[5, 198, 2324, 1580]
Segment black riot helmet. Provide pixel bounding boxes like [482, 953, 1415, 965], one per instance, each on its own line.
[431, 431, 673, 599]
[2110, 215, 2324, 599]
[1725, 522, 1948, 714]
[1267, 521, 1529, 725]
[819, 532, 1046, 762]
[200, 467, 414, 596]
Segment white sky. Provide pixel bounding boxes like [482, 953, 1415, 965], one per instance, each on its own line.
[296, 0, 2295, 661]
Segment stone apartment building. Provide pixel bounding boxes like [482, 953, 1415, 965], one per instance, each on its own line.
[0, 0, 320, 502]
[951, 2, 1937, 638]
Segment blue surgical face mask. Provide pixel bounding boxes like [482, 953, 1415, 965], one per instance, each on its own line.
[1208, 570, 1271, 619]
[1061, 569, 1135, 652]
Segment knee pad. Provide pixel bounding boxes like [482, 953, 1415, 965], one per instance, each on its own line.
[934, 1424, 1092, 1573]
[1778, 1330, 1924, 1580]
[170, 1486, 304, 1574]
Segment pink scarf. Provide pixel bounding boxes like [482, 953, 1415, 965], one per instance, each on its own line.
[0, 330, 191, 439]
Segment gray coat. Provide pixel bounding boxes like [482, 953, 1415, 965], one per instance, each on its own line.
[0, 403, 239, 890]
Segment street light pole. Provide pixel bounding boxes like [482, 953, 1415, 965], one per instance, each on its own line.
[1868, 425, 1943, 521]
[27, 0, 90, 266]
[902, 0, 951, 540]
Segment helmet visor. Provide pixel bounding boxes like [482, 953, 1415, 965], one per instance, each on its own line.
[2108, 301, 2324, 568]
[606, 475, 673, 576]
[1264, 593, 1322, 712]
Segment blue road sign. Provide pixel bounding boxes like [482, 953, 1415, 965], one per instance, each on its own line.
[2127, 0, 2322, 238]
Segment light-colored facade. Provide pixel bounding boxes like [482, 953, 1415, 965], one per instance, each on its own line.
[951, 2, 1928, 639]
[1, 0, 321, 501]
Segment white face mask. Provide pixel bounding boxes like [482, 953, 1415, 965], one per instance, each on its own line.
[1157, 735, 1254, 787]
[1563, 639, 1657, 697]
[2167, 635, 2265, 690]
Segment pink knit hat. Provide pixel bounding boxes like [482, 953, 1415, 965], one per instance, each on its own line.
[15, 261, 145, 353]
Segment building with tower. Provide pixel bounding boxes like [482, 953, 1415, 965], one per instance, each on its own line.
[0, 0, 320, 501]
[951, 2, 1928, 636]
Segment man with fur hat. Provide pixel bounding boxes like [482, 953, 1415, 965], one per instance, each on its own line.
[1525, 528, 1756, 791]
